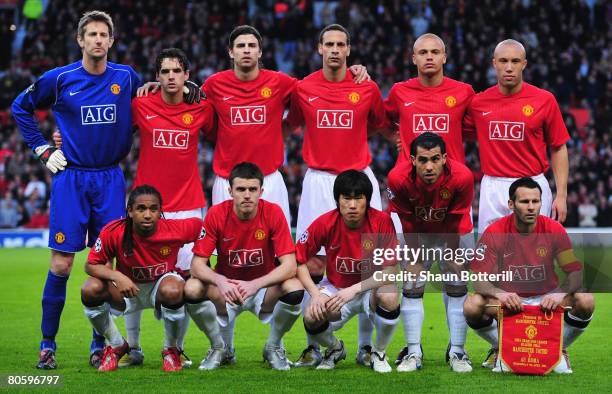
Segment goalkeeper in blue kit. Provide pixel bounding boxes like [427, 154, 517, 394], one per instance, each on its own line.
[11, 10, 141, 369]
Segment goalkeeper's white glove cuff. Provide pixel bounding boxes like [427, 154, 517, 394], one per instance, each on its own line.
[35, 145, 67, 174]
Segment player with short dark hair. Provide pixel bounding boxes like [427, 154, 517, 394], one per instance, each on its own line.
[11, 10, 141, 369]
[81, 185, 202, 372]
[464, 39, 570, 235]
[183, 162, 304, 371]
[387, 132, 474, 372]
[465, 177, 594, 373]
[297, 170, 399, 373]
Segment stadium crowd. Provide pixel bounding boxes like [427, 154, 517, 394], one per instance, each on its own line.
[0, 0, 610, 228]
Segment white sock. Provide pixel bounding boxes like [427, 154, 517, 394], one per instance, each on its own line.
[447, 294, 468, 353]
[177, 313, 190, 349]
[267, 301, 301, 348]
[186, 301, 225, 349]
[84, 303, 123, 347]
[124, 308, 143, 348]
[474, 318, 498, 348]
[313, 323, 337, 348]
[373, 309, 399, 353]
[401, 296, 424, 356]
[220, 317, 235, 349]
[358, 313, 374, 348]
[302, 291, 319, 349]
[161, 305, 185, 349]
[563, 312, 592, 349]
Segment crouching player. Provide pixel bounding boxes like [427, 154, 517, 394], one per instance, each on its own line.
[464, 177, 595, 373]
[80, 185, 203, 372]
[297, 170, 400, 373]
[184, 162, 304, 371]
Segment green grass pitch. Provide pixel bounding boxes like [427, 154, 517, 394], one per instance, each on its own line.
[0, 248, 610, 393]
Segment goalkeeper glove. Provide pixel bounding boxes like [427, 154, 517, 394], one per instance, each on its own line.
[183, 80, 204, 104]
[35, 145, 67, 174]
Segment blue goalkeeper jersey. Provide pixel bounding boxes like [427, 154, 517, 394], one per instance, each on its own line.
[12, 60, 141, 168]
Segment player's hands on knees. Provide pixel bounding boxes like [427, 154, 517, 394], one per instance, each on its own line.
[113, 272, 139, 298]
[348, 64, 371, 84]
[307, 292, 328, 321]
[497, 291, 523, 313]
[551, 196, 567, 223]
[326, 286, 359, 313]
[229, 279, 259, 300]
[35, 144, 67, 174]
[136, 81, 160, 97]
[540, 292, 566, 312]
[216, 276, 244, 306]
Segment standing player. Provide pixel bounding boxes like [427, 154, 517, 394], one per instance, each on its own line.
[183, 162, 304, 371]
[119, 48, 216, 367]
[464, 39, 569, 235]
[11, 11, 141, 369]
[297, 170, 400, 373]
[387, 132, 474, 372]
[286, 24, 390, 366]
[82, 185, 202, 372]
[464, 177, 594, 373]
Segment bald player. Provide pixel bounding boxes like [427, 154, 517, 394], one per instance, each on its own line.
[464, 39, 569, 235]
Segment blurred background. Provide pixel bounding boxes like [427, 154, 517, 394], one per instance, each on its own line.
[0, 0, 609, 231]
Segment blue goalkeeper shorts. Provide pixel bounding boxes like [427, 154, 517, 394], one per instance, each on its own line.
[48, 165, 125, 252]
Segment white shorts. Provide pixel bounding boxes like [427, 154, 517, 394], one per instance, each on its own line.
[318, 278, 374, 331]
[112, 271, 184, 319]
[212, 170, 291, 225]
[164, 207, 206, 271]
[296, 166, 382, 249]
[217, 287, 273, 327]
[478, 173, 552, 236]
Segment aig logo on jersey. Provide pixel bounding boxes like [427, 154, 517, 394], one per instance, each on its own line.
[153, 129, 189, 149]
[132, 263, 168, 281]
[317, 110, 353, 129]
[231, 106, 266, 125]
[81, 104, 116, 125]
[336, 257, 372, 274]
[508, 265, 546, 282]
[229, 248, 264, 267]
[489, 121, 525, 141]
[413, 114, 449, 133]
[415, 206, 448, 222]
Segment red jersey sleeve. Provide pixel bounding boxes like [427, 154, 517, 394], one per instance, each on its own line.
[286, 87, 304, 130]
[462, 87, 477, 141]
[270, 204, 296, 257]
[384, 84, 400, 122]
[449, 171, 474, 215]
[551, 223, 582, 273]
[179, 217, 204, 243]
[87, 224, 117, 266]
[377, 213, 399, 267]
[296, 219, 326, 265]
[542, 94, 570, 148]
[471, 230, 498, 274]
[368, 83, 390, 130]
[201, 101, 217, 142]
[279, 72, 298, 105]
[192, 209, 219, 258]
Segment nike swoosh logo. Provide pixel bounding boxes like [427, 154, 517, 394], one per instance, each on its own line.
[404, 101, 415, 106]
[503, 253, 513, 258]
[329, 245, 340, 250]
[146, 115, 158, 120]
[482, 111, 492, 116]
[69, 91, 81, 96]
[223, 96, 233, 101]
[308, 97, 319, 102]
[223, 237, 234, 242]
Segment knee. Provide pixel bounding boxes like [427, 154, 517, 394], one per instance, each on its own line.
[572, 293, 595, 317]
[158, 279, 184, 305]
[81, 278, 105, 305]
[51, 251, 75, 276]
[183, 278, 206, 302]
[463, 293, 485, 319]
[279, 289, 304, 305]
[376, 286, 399, 311]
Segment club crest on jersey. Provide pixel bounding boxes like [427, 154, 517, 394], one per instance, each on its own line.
[440, 188, 451, 200]
[445, 96, 457, 107]
[336, 257, 372, 274]
[348, 92, 360, 104]
[132, 263, 168, 281]
[317, 110, 353, 129]
[254, 229, 266, 241]
[415, 206, 447, 222]
[94, 238, 102, 253]
[489, 121, 524, 141]
[261, 87, 272, 98]
[231, 106, 266, 125]
[362, 239, 374, 251]
[160, 246, 171, 256]
[298, 230, 309, 244]
[536, 246, 548, 257]
[54, 232, 66, 244]
[229, 248, 264, 267]
[81, 104, 116, 125]
[413, 114, 449, 133]
[153, 129, 189, 149]
[182, 113, 194, 125]
[508, 264, 546, 282]
[522, 104, 534, 117]
[110, 84, 121, 95]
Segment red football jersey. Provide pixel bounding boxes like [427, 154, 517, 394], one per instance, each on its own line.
[471, 214, 582, 296]
[286, 69, 389, 174]
[385, 77, 475, 164]
[296, 208, 397, 289]
[192, 199, 295, 281]
[132, 92, 215, 212]
[202, 69, 297, 177]
[387, 158, 474, 234]
[87, 218, 202, 283]
[463, 83, 569, 177]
